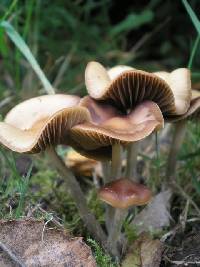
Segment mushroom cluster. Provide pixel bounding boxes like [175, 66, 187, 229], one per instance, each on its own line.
[0, 61, 192, 259]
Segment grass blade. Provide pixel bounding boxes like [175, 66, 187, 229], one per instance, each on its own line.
[0, 21, 55, 94]
[188, 34, 200, 70]
[182, 0, 200, 35]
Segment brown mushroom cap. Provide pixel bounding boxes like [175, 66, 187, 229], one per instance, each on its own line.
[85, 62, 191, 116]
[98, 178, 152, 209]
[0, 95, 91, 153]
[70, 97, 164, 150]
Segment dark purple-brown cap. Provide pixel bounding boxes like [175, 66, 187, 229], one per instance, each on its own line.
[70, 96, 164, 150]
[98, 178, 152, 209]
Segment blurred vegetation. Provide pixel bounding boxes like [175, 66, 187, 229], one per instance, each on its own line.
[0, 0, 199, 101]
[0, 1, 199, 266]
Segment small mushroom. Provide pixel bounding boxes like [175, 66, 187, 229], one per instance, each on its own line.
[98, 178, 152, 258]
[65, 149, 101, 177]
[98, 178, 152, 209]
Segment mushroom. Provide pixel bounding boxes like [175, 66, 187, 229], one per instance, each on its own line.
[0, 94, 87, 153]
[84, 61, 191, 181]
[65, 149, 101, 177]
[0, 94, 108, 248]
[98, 178, 152, 258]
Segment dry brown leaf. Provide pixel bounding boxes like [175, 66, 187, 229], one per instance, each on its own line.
[140, 234, 163, 267]
[132, 190, 172, 234]
[0, 219, 96, 267]
[122, 234, 163, 267]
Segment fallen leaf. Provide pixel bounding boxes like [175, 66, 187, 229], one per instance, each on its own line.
[132, 190, 172, 233]
[121, 239, 141, 267]
[140, 235, 163, 267]
[122, 234, 163, 267]
[0, 219, 96, 267]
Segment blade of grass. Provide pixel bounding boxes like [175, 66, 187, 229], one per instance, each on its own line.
[1, 0, 18, 21]
[0, 21, 55, 94]
[182, 0, 200, 35]
[188, 35, 200, 70]
[182, 0, 200, 70]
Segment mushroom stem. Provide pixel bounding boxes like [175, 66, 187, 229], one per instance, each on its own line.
[111, 142, 122, 178]
[166, 120, 187, 179]
[46, 147, 107, 248]
[102, 160, 111, 183]
[106, 143, 122, 232]
[107, 208, 127, 259]
[125, 142, 139, 181]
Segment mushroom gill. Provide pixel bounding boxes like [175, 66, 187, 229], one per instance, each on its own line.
[85, 61, 191, 117]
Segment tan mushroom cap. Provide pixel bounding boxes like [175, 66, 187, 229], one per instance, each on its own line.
[70, 97, 164, 150]
[154, 69, 191, 115]
[85, 62, 191, 116]
[65, 149, 101, 177]
[0, 94, 91, 153]
[98, 178, 152, 209]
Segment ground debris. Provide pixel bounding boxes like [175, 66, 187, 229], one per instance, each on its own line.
[0, 218, 96, 267]
[164, 232, 200, 266]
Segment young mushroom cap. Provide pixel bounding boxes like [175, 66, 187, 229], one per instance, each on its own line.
[85, 62, 192, 117]
[98, 178, 152, 209]
[0, 94, 91, 153]
[70, 96, 164, 150]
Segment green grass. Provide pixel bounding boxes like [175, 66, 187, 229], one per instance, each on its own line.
[87, 238, 117, 267]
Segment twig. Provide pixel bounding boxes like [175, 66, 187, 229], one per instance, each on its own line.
[164, 254, 200, 265]
[0, 241, 26, 267]
[41, 215, 53, 242]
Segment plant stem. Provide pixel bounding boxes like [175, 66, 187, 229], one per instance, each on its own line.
[107, 209, 127, 259]
[125, 142, 139, 181]
[166, 120, 187, 179]
[46, 147, 107, 249]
